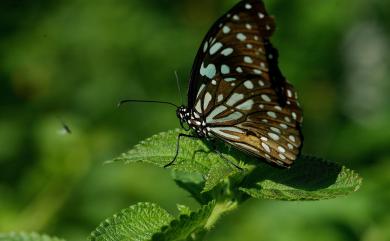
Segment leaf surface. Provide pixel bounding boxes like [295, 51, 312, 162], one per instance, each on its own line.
[114, 130, 362, 200]
[89, 202, 173, 241]
[0, 233, 64, 241]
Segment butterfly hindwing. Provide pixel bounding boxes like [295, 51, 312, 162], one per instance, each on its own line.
[188, 0, 303, 167]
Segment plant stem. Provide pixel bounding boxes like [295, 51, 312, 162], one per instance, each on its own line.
[204, 200, 238, 230]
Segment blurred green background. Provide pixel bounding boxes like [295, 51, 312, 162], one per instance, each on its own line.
[0, 0, 389, 240]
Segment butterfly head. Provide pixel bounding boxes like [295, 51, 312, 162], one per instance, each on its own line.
[177, 105, 191, 131]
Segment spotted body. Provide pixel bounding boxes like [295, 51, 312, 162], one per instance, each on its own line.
[177, 0, 303, 167]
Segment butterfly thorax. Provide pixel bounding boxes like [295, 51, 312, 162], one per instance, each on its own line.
[177, 106, 209, 138]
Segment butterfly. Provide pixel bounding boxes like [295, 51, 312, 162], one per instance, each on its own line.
[169, 0, 303, 169]
[121, 0, 303, 168]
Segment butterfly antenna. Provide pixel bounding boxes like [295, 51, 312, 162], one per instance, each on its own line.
[118, 99, 179, 108]
[174, 70, 184, 105]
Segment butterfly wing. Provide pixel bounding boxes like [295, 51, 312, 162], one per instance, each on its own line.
[188, 0, 275, 108]
[188, 0, 303, 167]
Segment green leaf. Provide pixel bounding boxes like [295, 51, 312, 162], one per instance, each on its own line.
[202, 161, 240, 193]
[89, 202, 174, 241]
[239, 155, 362, 201]
[152, 201, 215, 241]
[176, 204, 192, 216]
[172, 171, 212, 204]
[111, 129, 213, 175]
[0, 232, 64, 241]
[90, 201, 218, 241]
[112, 129, 247, 193]
[113, 130, 362, 201]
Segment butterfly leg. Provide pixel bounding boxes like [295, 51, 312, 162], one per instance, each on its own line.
[164, 133, 199, 168]
[210, 142, 243, 171]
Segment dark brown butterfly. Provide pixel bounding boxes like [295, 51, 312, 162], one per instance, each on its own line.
[173, 0, 303, 168]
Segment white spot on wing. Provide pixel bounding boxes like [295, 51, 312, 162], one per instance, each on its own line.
[267, 111, 277, 118]
[221, 48, 233, 56]
[203, 92, 212, 110]
[236, 33, 247, 41]
[270, 127, 281, 134]
[209, 42, 223, 55]
[196, 84, 206, 98]
[261, 94, 271, 102]
[254, 69, 262, 75]
[207, 106, 227, 121]
[243, 80, 254, 89]
[200, 62, 216, 79]
[207, 111, 243, 123]
[278, 146, 286, 153]
[244, 56, 253, 63]
[258, 80, 265, 86]
[287, 89, 293, 97]
[223, 26, 231, 34]
[226, 93, 244, 106]
[195, 100, 202, 113]
[224, 77, 236, 82]
[221, 64, 230, 74]
[262, 142, 271, 153]
[212, 127, 243, 140]
[280, 123, 288, 129]
[203, 41, 208, 53]
[236, 99, 254, 110]
[292, 112, 297, 120]
[258, 13, 265, 18]
[268, 132, 280, 141]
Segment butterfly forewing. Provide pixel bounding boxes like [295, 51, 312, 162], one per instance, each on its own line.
[188, 0, 303, 167]
[188, 0, 274, 107]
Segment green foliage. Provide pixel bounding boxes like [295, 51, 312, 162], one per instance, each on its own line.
[89, 203, 173, 241]
[176, 204, 192, 216]
[110, 129, 214, 175]
[151, 201, 215, 241]
[113, 129, 362, 201]
[80, 130, 361, 240]
[239, 156, 362, 201]
[0, 232, 64, 241]
[88, 201, 216, 241]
